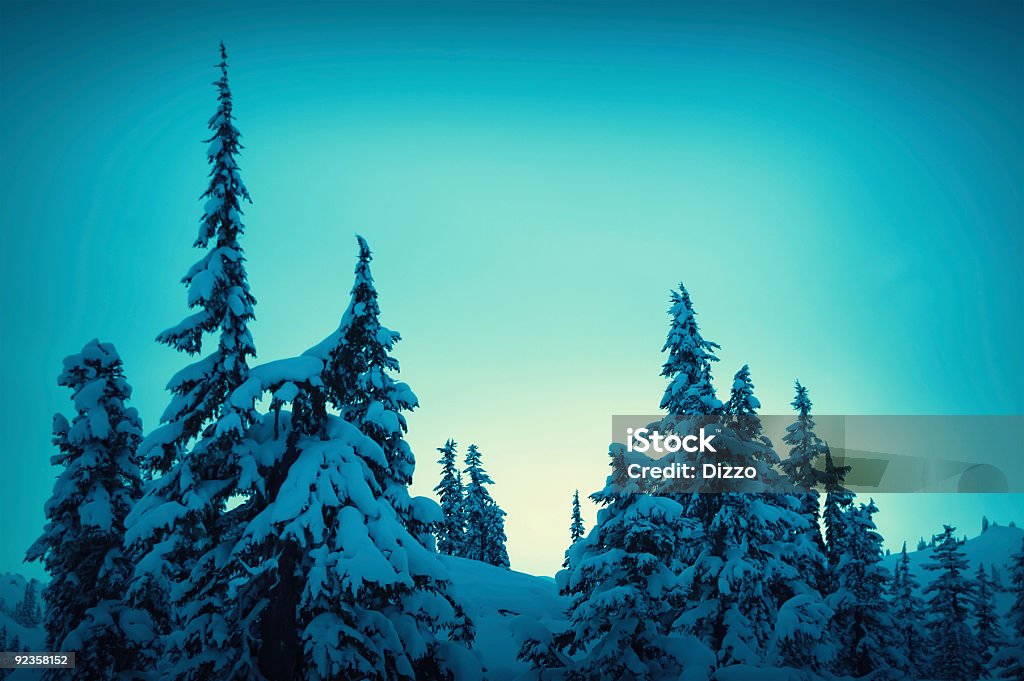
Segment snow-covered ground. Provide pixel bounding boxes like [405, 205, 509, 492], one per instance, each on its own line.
[443, 555, 567, 678]
[1, 523, 1017, 679]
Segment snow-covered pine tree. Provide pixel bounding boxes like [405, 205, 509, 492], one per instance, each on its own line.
[780, 380, 829, 590]
[434, 439, 465, 556]
[891, 542, 929, 678]
[973, 562, 1003, 673]
[993, 537, 1024, 680]
[924, 525, 982, 681]
[678, 367, 833, 673]
[13, 580, 41, 628]
[659, 284, 722, 417]
[827, 500, 905, 678]
[562, 489, 587, 569]
[146, 42, 257, 469]
[125, 45, 260, 678]
[207, 350, 478, 679]
[25, 340, 145, 679]
[304, 236, 434, 545]
[462, 445, 510, 568]
[542, 445, 712, 680]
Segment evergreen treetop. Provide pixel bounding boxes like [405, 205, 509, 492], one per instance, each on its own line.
[659, 284, 721, 416]
[147, 42, 257, 471]
[569, 489, 586, 544]
[434, 438, 465, 556]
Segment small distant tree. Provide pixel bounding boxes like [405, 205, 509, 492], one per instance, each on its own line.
[892, 542, 929, 677]
[563, 490, 586, 568]
[924, 525, 981, 680]
[14, 580, 41, 628]
[569, 489, 586, 544]
[982, 516, 990, 533]
[917, 537, 928, 552]
[973, 562, 1003, 672]
[462, 445, 510, 568]
[434, 438, 465, 556]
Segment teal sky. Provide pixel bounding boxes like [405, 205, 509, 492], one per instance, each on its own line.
[1, 1, 1021, 579]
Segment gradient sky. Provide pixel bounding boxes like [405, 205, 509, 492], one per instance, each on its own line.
[1, 1, 1021, 579]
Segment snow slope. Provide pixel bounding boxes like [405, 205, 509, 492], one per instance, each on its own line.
[882, 524, 1023, 613]
[443, 556, 567, 679]
[0, 574, 45, 651]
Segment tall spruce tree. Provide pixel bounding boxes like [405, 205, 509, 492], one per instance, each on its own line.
[827, 500, 905, 678]
[993, 537, 1024, 680]
[26, 340, 144, 679]
[434, 439, 465, 556]
[125, 45, 261, 678]
[924, 525, 982, 680]
[891, 542, 929, 677]
[462, 445, 510, 568]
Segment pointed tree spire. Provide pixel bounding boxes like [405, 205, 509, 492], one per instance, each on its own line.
[725, 364, 761, 417]
[780, 380, 829, 588]
[660, 284, 721, 416]
[304, 235, 426, 539]
[147, 42, 257, 471]
[569, 489, 585, 544]
[434, 438, 465, 556]
[562, 489, 586, 569]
